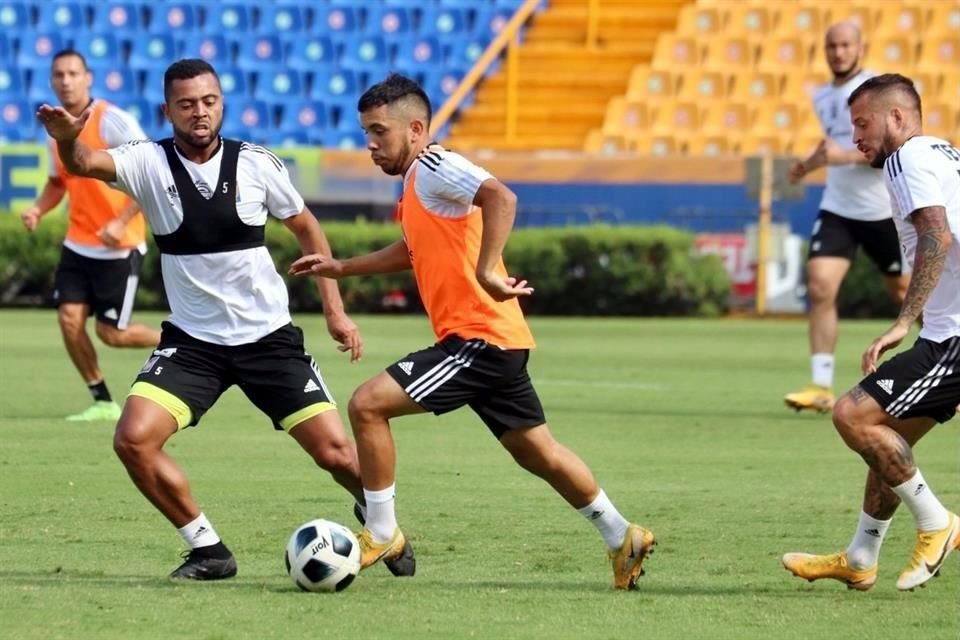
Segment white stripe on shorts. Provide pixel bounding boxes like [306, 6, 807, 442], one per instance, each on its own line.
[117, 273, 138, 330]
[404, 339, 486, 403]
[887, 338, 960, 417]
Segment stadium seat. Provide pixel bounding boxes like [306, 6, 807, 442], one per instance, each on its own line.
[89, 65, 137, 104]
[771, 5, 824, 44]
[91, 3, 145, 34]
[0, 68, 28, 99]
[862, 37, 917, 70]
[252, 69, 306, 103]
[0, 2, 32, 32]
[422, 67, 469, 110]
[583, 128, 627, 155]
[675, 5, 723, 38]
[651, 34, 700, 70]
[915, 37, 960, 74]
[235, 35, 285, 72]
[393, 36, 444, 78]
[223, 98, 270, 132]
[16, 31, 66, 69]
[601, 96, 648, 137]
[178, 34, 233, 66]
[700, 37, 755, 71]
[922, 101, 956, 140]
[259, 5, 306, 35]
[319, 129, 367, 150]
[0, 98, 35, 140]
[872, 4, 926, 42]
[625, 68, 678, 104]
[309, 68, 361, 106]
[699, 102, 751, 137]
[686, 134, 734, 157]
[828, 4, 877, 34]
[755, 37, 812, 73]
[474, 8, 516, 39]
[925, 3, 960, 38]
[420, 7, 470, 39]
[649, 100, 700, 138]
[728, 71, 781, 103]
[284, 35, 338, 73]
[339, 35, 390, 73]
[72, 33, 122, 68]
[941, 73, 960, 107]
[781, 71, 828, 104]
[203, 4, 254, 37]
[38, 3, 87, 31]
[739, 132, 789, 156]
[215, 66, 250, 99]
[312, 4, 362, 35]
[0, 32, 11, 64]
[791, 131, 824, 157]
[627, 131, 681, 157]
[148, 3, 201, 34]
[721, 5, 772, 40]
[676, 71, 730, 102]
[909, 72, 942, 102]
[26, 66, 56, 104]
[445, 35, 490, 67]
[128, 34, 179, 70]
[752, 102, 804, 138]
[365, 6, 415, 40]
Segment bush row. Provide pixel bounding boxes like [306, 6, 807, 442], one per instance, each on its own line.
[0, 214, 736, 316]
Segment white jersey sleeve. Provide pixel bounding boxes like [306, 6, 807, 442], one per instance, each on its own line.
[47, 142, 59, 179]
[238, 143, 305, 220]
[105, 140, 160, 202]
[99, 104, 148, 147]
[412, 148, 494, 218]
[885, 141, 949, 220]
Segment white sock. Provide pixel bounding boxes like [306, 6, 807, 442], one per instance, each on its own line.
[576, 489, 629, 550]
[363, 485, 397, 543]
[891, 470, 950, 532]
[177, 513, 221, 549]
[811, 353, 834, 388]
[845, 511, 891, 570]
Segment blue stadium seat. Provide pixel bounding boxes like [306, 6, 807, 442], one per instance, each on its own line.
[339, 35, 390, 73]
[235, 35, 284, 72]
[445, 35, 490, 66]
[259, 5, 306, 35]
[365, 6, 415, 40]
[252, 69, 306, 103]
[25, 65, 56, 104]
[16, 31, 66, 69]
[141, 67, 167, 104]
[421, 7, 470, 38]
[319, 129, 366, 150]
[274, 129, 310, 146]
[0, 33, 12, 64]
[0, 2, 32, 32]
[111, 96, 160, 137]
[223, 98, 270, 135]
[0, 67, 28, 99]
[284, 34, 338, 73]
[203, 4, 253, 37]
[148, 3, 201, 34]
[474, 8, 514, 38]
[73, 33, 122, 68]
[309, 68, 360, 103]
[89, 65, 138, 103]
[215, 66, 250, 98]
[129, 34, 179, 70]
[91, 3, 145, 33]
[393, 35, 443, 76]
[423, 67, 469, 109]
[0, 98, 35, 139]
[38, 3, 87, 31]
[178, 34, 232, 66]
[312, 4, 362, 35]
[277, 99, 330, 140]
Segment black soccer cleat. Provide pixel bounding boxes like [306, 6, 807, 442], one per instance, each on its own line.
[353, 502, 416, 577]
[169, 548, 238, 581]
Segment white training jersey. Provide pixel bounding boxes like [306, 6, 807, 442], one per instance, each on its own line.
[48, 101, 148, 260]
[885, 136, 960, 342]
[812, 70, 891, 221]
[402, 145, 494, 217]
[106, 139, 305, 346]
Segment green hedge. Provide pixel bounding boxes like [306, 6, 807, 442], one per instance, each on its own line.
[0, 214, 735, 316]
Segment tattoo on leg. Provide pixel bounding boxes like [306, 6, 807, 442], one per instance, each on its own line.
[856, 432, 916, 487]
[847, 386, 870, 404]
[863, 470, 900, 520]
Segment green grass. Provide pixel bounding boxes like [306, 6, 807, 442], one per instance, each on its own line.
[0, 309, 957, 640]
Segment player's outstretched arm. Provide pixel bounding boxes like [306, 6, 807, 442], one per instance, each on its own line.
[474, 179, 533, 301]
[36, 105, 118, 182]
[283, 208, 363, 362]
[289, 239, 412, 278]
[862, 205, 950, 373]
[20, 178, 67, 231]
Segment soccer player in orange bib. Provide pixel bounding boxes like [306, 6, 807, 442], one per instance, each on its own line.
[290, 74, 655, 590]
[21, 49, 160, 422]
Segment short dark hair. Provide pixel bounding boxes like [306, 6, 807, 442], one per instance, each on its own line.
[357, 73, 432, 126]
[51, 49, 88, 71]
[163, 59, 220, 102]
[847, 73, 922, 118]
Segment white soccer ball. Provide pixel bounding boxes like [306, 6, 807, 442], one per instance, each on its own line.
[285, 519, 361, 592]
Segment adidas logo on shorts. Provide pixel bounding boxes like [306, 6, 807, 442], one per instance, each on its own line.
[303, 379, 321, 393]
[877, 379, 894, 395]
[398, 361, 414, 375]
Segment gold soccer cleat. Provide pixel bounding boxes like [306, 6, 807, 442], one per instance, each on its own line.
[355, 527, 408, 570]
[784, 384, 835, 413]
[610, 524, 656, 590]
[896, 512, 960, 591]
[782, 551, 877, 591]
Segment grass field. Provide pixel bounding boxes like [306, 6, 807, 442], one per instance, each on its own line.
[1, 309, 958, 640]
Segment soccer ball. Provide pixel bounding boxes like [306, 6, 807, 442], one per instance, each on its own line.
[285, 519, 361, 592]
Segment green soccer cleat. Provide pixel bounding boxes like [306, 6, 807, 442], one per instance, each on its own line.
[65, 401, 122, 422]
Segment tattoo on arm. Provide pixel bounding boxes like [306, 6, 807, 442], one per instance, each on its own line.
[901, 206, 950, 326]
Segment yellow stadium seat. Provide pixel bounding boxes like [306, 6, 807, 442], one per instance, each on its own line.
[625, 67, 678, 103]
[755, 37, 813, 73]
[922, 101, 957, 140]
[940, 73, 960, 105]
[772, 5, 826, 44]
[752, 102, 806, 137]
[676, 71, 731, 102]
[649, 101, 701, 137]
[909, 72, 943, 103]
[686, 134, 735, 157]
[872, 5, 927, 41]
[781, 71, 829, 104]
[700, 37, 756, 71]
[924, 3, 960, 38]
[915, 37, 960, 74]
[740, 132, 789, 156]
[601, 96, 649, 136]
[790, 132, 825, 157]
[701, 102, 751, 134]
[728, 71, 782, 103]
[627, 132, 682, 157]
[652, 34, 701, 70]
[583, 128, 628, 154]
[676, 5, 724, 37]
[829, 4, 878, 34]
[721, 5, 773, 39]
[863, 37, 918, 71]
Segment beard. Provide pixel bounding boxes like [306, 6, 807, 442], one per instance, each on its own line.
[830, 60, 859, 82]
[172, 120, 222, 150]
[869, 150, 888, 169]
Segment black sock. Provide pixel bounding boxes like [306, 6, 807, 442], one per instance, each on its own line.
[193, 541, 232, 559]
[88, 380, 112, 403]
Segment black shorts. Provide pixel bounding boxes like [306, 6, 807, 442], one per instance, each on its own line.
[386, 335, 546, 439]
[53, 245, 144, 328]
[132, 321, 337, 430]
[860, 336, 960, 423]
[808, 210, 905, 276]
